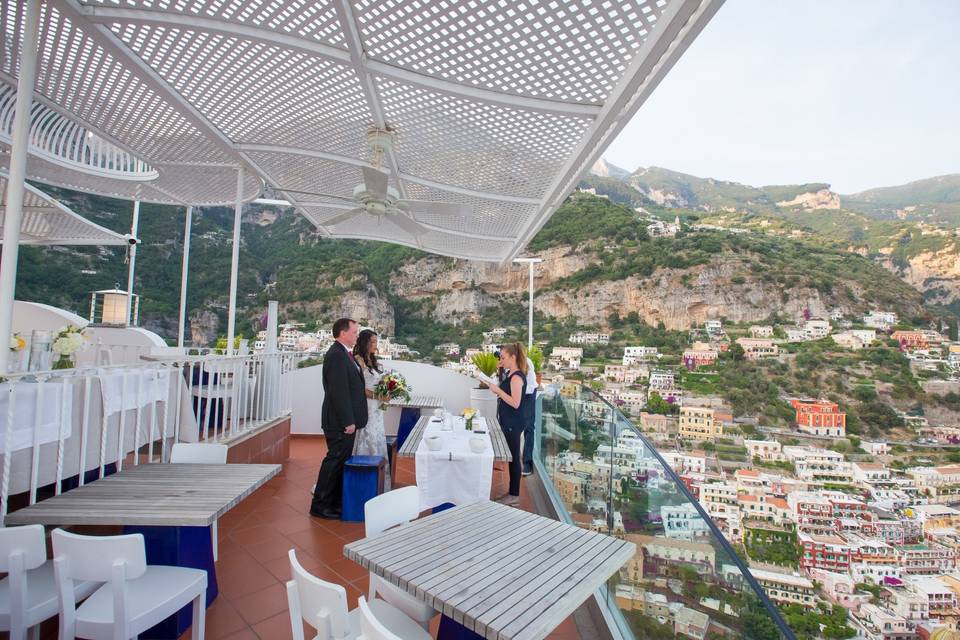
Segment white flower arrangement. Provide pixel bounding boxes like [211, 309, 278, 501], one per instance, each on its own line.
[51, 325, 89, 368]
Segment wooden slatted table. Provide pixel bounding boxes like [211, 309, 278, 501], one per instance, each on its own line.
[398, 415, 512, 462]
[4, 463, 280, 526]
[344, 501, 635, 640]
[5, 462, 279, 639]
[387, 394, 445, 409]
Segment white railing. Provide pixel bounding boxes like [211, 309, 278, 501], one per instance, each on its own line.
[176, 352, 302, 442]
[0, 351, 301, 522]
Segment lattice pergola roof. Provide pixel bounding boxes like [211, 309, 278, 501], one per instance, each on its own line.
[0, 0, 722, 261]
[0, 172, 127, 245]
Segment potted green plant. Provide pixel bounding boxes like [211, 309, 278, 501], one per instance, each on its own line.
[528, 345, 544, 385]
[469, 351, 499, 418]
[470, 352, 499, 388]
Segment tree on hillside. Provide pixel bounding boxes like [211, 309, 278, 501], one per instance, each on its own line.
[644, 392, 677, 415]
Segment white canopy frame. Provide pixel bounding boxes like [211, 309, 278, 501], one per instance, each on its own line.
[0, 0, 724, 370]
[0, 172, 128, 246]
[0, 0, 722, 261]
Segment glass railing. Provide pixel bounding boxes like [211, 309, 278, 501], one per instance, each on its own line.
[535, 382, 797, 640]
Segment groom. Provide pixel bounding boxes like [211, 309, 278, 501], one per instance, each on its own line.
[310, 318, 368, 519]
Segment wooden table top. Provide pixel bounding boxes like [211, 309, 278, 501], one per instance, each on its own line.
[4, 463, 280, 527]
[387, 394, 445, 409]
[398, 416, 512, 462]
[344, 501, 635, 640]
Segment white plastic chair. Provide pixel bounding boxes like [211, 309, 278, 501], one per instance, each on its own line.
[0, 525, 98, 640]
[363, 487, 435, 630]
[170, 443, 228, 561]
[357, 596, 406, 640]
[285, 550, 429, 640]
[52, 528, 207, 640]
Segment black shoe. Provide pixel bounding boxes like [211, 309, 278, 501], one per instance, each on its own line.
[310, 508, 341, 520]
[522, 465, 533, 476]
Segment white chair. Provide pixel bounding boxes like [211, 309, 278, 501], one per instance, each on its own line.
[363, 487, 435, 630]
[285, 550, 429, 640]
[170, 443, 228, 561]
[357, 596, 406, 640]
[0, 525, 98, 640]
[52, 528, 207, 640]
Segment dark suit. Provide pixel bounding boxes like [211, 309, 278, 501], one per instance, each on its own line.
[311, 341, 369, 513]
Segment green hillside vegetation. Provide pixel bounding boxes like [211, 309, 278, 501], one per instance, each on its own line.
[694, 339, 915, 436]
[527, 194, 648, 250]
[843, 174, 960, 224]
[17, 185, 426, 338]
[607, 163, 960, 231]
[9, 185, 936, 363]
[535, 196, 923, 316]
[696, 208, 958, 271]
[628, 166, 772, 211]
[624, 168, 838, 215]
[577, 175, 654, 209]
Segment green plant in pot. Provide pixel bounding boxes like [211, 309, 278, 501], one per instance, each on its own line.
[528, 345, 544, 385]
[470, 352, 499, 389]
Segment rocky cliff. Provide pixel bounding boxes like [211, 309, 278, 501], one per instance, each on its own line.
[534, 259, 841, 330]
[776, 188, 841, 210]
[389, 244, 919, 331]
[878, 244, 960, 307]
[281, 285, 396, 334]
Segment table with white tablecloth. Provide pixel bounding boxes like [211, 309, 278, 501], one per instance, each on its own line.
[415, 415, 494, 511]
[0, 369, 198, 497]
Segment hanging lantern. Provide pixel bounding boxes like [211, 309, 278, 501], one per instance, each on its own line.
[89, 287, 138, 326]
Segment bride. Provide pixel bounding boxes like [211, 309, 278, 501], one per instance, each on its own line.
[352, 328, 391, 490]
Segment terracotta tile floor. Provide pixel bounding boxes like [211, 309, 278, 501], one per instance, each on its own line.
[158, 436, 584, 640]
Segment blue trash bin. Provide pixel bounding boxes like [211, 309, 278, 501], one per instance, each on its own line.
[341, 455, 386, 522]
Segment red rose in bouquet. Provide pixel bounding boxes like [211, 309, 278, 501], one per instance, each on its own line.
[374, 371, 411, 410]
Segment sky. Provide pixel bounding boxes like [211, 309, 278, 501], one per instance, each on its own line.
[602, 0, 960, 194]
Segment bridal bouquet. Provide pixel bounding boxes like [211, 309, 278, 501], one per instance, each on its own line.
[374, 371, 411, 410]
[51, 325, 89, 369]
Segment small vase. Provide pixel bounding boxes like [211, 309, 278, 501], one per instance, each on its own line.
[466, 416, 474, 431]
[8, 349, 27, 373]
[52, 353, 75, 370]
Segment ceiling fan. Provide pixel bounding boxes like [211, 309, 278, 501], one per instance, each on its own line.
[275, 127, 472, 239]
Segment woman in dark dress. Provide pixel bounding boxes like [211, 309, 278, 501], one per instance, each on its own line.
[486, 342, 528, 506]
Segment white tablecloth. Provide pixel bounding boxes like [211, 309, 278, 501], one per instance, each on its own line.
[98, 368, 172, 416]
[1, 374, 198, 495]
[415, 416, 494, 511]
[0, 382, 72, 453]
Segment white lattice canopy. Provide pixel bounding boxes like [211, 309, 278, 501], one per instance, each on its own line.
[0, 172, 127, 245]
[0, 0, 721, 260]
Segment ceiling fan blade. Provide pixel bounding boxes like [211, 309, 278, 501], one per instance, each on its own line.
[319, 209, 361, 227]
[278, 187, 355, 202]
[361, 166, 389, 198]
[389, 211, 429, 238]
[401, 200, 474, 218]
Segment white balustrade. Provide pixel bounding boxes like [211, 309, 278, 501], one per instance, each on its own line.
[0, 351, 302, 522]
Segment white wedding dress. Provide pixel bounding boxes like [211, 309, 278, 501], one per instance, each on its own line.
[353, 364, 391, 490]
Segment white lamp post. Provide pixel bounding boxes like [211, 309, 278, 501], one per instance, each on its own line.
[513, 257, 542, 350]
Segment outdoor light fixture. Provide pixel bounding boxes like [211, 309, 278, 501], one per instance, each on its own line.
[89, 287, 138, 326]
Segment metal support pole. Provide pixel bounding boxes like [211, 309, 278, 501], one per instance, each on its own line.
[226, 168, 243, 355]
[266, 301, 279, 354]
[0, 0, 41, 374]
[177, 205, 193, 348]
[125, 200, 140, 324]
[527, 261, 534, 350]
[513, 257, 542, 351]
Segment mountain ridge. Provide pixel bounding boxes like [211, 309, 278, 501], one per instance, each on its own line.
[593, 160, 960, 222]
